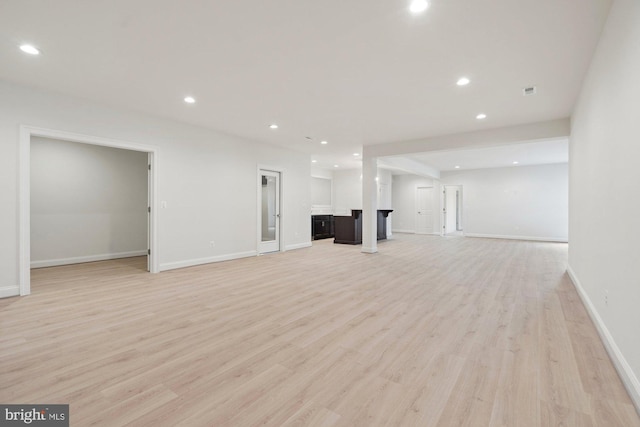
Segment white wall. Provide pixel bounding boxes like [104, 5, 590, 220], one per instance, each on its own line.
[331, 167, 393, 234]
[391, 174, 440, 234]
[332, 167, 393, 215]
[333, 169, 362, 215]
[569, 0, 640, 408]
[31, 137, 148, 267]
[440, 163, 568, 241]
[377, 169, 393, 211]
[0, 80, 311, 297]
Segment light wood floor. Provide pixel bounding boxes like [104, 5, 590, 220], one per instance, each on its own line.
[1, 234, 639, 426]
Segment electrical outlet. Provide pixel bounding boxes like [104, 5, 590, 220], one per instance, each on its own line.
[209, 241, 215, 247]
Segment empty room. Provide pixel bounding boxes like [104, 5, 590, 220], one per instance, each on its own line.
[1, 0, 639, 426]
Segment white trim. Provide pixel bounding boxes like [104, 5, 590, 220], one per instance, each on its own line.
[0, 286, 20, 298]
[285, 242, 312, 251]
[31, 251, 148, 269]
[361, 246, 378, 254]
[159, 251, 257, 271]
[464, 233, 568, 243]
[392, 229, 416, 234]
[567, 265, 640, 414]
[18, 126, 160, 297]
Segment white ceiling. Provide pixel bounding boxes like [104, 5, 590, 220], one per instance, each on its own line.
[0, 0, 611, 169]
[400, 138, 568, 173]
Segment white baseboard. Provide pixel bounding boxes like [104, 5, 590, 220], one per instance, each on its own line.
[361, 246, 377, 254]
[31, 250, 148, 269]
[392, 229, 415, 234]
[0, 286, 20, 298]
[567, 265, 640, 414]
[464, 233, 568, 243]
[160, 250, 257, 272]
[285, 242, 312, 251]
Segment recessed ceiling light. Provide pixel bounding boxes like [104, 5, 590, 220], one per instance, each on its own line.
[454, 165, 460, 169]
[311, 159, 317, 163]
[269, 124, 278, 129]
[19, 44, 40, 55]
[457, 77, 470, 86]
[409, 0, 429, 14]
[353, 153, 360, 156]
[184, 96, 196, 104]
[333, 164, 339, 168]
[476, 113, 487, 120]
[513, 161, 519, 165]
[321, 141, 328, 145]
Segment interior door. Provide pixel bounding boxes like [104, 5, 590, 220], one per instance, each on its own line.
[445, 186, 458, 234]
[147, 154, 151, 272]
[416, 187, 434, 234]
[259, 170, 280, 253]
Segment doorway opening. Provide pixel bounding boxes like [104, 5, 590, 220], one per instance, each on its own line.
[443, 185, 463, 236]
[19, 126, 158, 296]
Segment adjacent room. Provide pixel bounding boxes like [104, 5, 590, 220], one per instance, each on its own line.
[30, 137, 150, 275]
[1, 0, 639, 425]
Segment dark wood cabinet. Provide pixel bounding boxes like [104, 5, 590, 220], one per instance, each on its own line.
[311, 215, 334, 240]
[377, 210, 393, 240]
[334, 210, 362, 244]
[334, 210, 393, 245]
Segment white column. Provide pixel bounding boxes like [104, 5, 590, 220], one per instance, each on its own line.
[362, 155, 378, 254]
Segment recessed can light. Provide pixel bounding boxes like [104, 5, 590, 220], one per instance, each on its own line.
[513, 161, 519, 165]
[20, 44, 40, 55]
[410, 0, 429, 14]
[321, 141, 328, 145]
[333, 164, 339, 168]
[269, 124, 278, 129]
[184, 96, 196, 104]
[353, 153, 360, 156]
[454, 165, 460, 169]
[311, 159, 317, 163]
[476, 113, 487, 120]
[457, 77, 470, 86]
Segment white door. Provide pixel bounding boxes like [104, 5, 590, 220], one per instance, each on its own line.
[147, 154, 151, 271]
[259, 170, 280, 254]
[416, 187, 434, 234]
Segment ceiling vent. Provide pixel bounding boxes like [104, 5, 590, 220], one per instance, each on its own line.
[523, 86, 537, 96]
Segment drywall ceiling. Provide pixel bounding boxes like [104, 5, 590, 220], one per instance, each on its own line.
[0, 0, 611, 168]
[402, 138, 569, 173]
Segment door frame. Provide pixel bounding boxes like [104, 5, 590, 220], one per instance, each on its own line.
[443, 184, 463, 235]
[19, 126, 159, 296]
[256, 165, 285, 254]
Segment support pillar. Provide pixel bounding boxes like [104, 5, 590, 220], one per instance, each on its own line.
[362, 155, 378, 254]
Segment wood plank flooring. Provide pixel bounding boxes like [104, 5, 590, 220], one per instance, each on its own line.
[1, 234, 638, 426]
